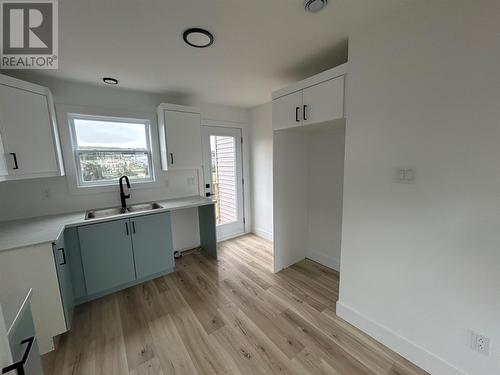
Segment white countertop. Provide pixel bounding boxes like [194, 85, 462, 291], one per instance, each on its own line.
[0, 196, 214, 252]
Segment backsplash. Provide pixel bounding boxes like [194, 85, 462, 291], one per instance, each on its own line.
[0, 169, 199, 221]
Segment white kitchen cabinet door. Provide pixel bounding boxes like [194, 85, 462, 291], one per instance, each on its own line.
[302, 75, 345, 126]
[272, 91, 303, 131]
[161, 109, 202, 170]
[0, 133, 8, 179]
[0, 83, 61, 178]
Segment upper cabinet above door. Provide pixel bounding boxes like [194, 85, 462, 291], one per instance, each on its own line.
[272, 63, 347, 131]
[0, 74, 64, 181]
[157, 103, 202, 170]
[302, 75, 344, 126]
[272, 91, 303, 131]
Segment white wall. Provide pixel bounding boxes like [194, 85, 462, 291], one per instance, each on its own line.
[306, 124, 345, 271]
[0, 74, 249, 250]
[338, 1, 500, 375]
[273, 129, 309, 271]
[249, 103, 273, 240]
[272, 121, 346, 272]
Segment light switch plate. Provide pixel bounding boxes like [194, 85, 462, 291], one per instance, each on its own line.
[395, 166, 416, 184]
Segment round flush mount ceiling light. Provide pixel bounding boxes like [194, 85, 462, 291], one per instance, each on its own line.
[304, 0, 328, 12]
[102, 77, 118, 85]
[183, 28, 214, 48]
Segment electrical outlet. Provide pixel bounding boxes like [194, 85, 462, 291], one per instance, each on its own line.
[41, 189, 51, 200]
[471, 331, 490, 356]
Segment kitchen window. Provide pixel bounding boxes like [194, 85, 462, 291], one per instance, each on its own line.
[68, 114, 154, 187]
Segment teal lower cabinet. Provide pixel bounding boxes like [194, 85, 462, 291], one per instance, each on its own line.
[131, 212, 174, 279]
[52, 232, 74, 330]
[78, 218, 137, 296]
[75, 212, 175, 301]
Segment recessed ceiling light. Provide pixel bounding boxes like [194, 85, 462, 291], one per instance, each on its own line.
[102, 77, 118, 85]
[304, 0, 328, 13]
[183, 28, 214, 48]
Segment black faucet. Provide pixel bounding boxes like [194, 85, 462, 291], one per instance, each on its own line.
[119, 175, 131, 210]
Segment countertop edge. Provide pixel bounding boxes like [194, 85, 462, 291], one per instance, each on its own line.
[0, 196, 215, 252]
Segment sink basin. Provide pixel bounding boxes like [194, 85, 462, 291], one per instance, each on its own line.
[86, 207, 126, 220]
[85, 202, 163, 220]
[126, 202, 163, 213]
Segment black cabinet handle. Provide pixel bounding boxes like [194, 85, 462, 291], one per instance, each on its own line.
[10, 153, 19, 170]
[2, 336, 35, 375]
[170, 153, 174, 165]
[303, 105, 308, 121]
[58, 248, 66, 265]
[295, 107, 300, 122]
[132, 221, 136, 234]
[125, 222, 129, 236]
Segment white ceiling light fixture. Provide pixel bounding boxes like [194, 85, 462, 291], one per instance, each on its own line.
[183, 28, 214, 48]
[304, 0, 328, 13]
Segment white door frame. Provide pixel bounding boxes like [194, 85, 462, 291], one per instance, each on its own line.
[201, 126, 245, 241]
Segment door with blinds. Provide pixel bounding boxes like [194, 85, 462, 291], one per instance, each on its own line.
[201, 126, 244, 240]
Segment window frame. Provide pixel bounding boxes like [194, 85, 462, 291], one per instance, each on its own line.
[68, 113, 155, 188]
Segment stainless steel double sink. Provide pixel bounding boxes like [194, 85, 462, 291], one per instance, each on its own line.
[85, 202, 163, 220]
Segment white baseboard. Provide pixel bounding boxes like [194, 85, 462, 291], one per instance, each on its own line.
[306, 250, 340, 271]
[252, 227, 273, 241]
[336, 302, 467, 375]
[217, 231, 246, 242]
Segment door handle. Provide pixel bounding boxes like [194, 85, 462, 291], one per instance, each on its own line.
[10, 153, 19, 169]
[295, 107, 300, 122]
[170, 153, 174, 165]
[58, 248, 66, 265]
[303, 105, 308, 121]
[2, 336, 35, 375]
[205, 192, 214, 197]
[132, 221, 136, 234]
[125, 222, 129, 236]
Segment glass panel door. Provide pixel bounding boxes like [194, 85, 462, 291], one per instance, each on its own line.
[202, 126, 244, 240]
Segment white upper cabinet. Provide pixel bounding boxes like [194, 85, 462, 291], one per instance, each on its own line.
[0, 74, 63, 181]
[158, 104, 202, 170]
[272, 91, 303, 131]
[272, 63, 347, 131]
[302, 75, 344, 126]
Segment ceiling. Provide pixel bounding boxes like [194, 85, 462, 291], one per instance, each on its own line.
[18, 0, 409, 108]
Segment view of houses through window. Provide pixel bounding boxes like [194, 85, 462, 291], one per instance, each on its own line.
[69, 115, 153, 186]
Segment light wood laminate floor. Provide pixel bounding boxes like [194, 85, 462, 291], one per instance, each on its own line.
[43, 234, 428, 375]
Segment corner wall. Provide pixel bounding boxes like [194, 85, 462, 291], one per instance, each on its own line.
[306, 125, 345, 271]
[249, 103, 273, 240]
[338, 1, 500, 374]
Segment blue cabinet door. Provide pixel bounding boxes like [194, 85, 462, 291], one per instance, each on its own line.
[130, 212, 174, 279]
[78, 219, 136, 295]
[52, 233, 74, 330]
